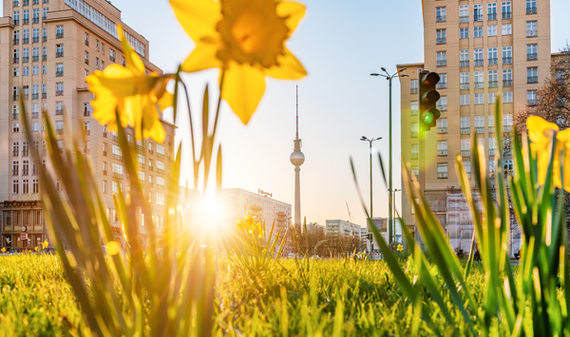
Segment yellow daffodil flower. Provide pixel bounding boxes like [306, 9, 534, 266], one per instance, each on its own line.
[86, 26, 173, 142]
[397, 244, 403, 252]
[34, 246, 39, 251]
[1, 247, 5, 253]
[170, 0, 308, 124]
[527, 116, 570, 192]
[42, 240, 49, 249]
[105, 241, 121, 256]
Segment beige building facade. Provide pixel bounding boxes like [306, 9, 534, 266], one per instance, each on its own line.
[398, 0, 550, 253]
[0, 0, 176, 251]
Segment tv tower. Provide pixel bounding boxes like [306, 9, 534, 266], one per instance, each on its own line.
[290, 85, 305, 227]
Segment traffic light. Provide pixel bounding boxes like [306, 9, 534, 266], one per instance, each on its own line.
[367, 233, 373, 242]
[418, 70, 441, 131]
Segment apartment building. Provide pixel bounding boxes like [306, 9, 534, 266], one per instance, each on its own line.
[398, 0, 550, 253]
[0, 0, 176, 251]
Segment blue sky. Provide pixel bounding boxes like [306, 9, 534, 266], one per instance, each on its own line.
[35, 1, 570, 227]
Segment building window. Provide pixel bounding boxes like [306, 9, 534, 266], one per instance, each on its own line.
[84, 51, 89, 65]
[23, 66, 29, 76]
[459, 5, 469, 22]
[504, 114, 513, 132]
[43, 7, 48, 19]
[527, 67, 538, 83]
[411, 123, 418, 138]
[527, 90, 538, 105]
[436, 51, 446, 67]
[526, 0, 537, 14]
[32, 28, 39, 43]
[110, 49, 116, 62]
[56, 63, 63, 77]
[437, 141, 447, 156]
[461, 117, 470, 134]
[410, 79, 418, 94]
[436, 7, 446, 22]
[474, 49, 484, 66]
[13, 142, 19, 157]
[13, 161, 19, 176]
[487, 25, 497, 37]
[437, 118, 447, 134]
[460, 27, 468, 39]
[102, 180, 107, 194]
[32, 8, 39, 23]
[12, 67, 19, 77]
[473, 26, 483, 38]
[55, 121, 64, 134]
[23, 29, 29, 44]
[474, 71, 484, 88]
[503, 69, 513, 87]
[32, 65, 38, 75]
[502, 24, 512, 35]
[56, 25, 63, 38]
[473, 4, 483, 21]
[437, 163, 448, 179]
[460, 50, 469, 67]
[56, 82, 63, 96]
[13, 180, 19, 194]
[489, 138, 496, 156]
[42, 46, 47, 61]
[32, 122, 39, 131]
[526, 21, 537, 37]
[504, 91, 513, 103]
[84, 32, 89, 46]
[32, 179, 38, 193]
[42, 65, 47, 74]
[436, 29, 446, 44]
[488, 3, 497, 20]
[411, 144, 419, 159]
[13, 123, 20, 133]
[157, 193, 165, 205]
[461, 139, 470, 157]
[437, 96, 447, 111]
[56, 44, 63, 57]
[42, 27, 47, 42]
[460, 94, 470, 106]
[502, 46, 512, 64]
[13, 11, 20, 25]
[502, 1, 511, 19]
[527, 44, 538, 60]
[22, 179, 29, 194]
[459, 72, 468, 89]
[474, 93, 484, 105]
[488, 48, 498, 65]
[475, 116, 485, 135]
[437, 73, 447, 89]
[12, 105, 19, 120]
[489, 70, 498, 88]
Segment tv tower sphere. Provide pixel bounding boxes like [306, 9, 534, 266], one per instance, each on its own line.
[290, 151, 305, 166]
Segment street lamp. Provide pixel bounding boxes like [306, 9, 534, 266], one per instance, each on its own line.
[360, 136, 382, 220]
[371, 67, 408, 245]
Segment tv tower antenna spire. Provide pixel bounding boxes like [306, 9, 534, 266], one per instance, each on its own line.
[290, 85, 305, 226]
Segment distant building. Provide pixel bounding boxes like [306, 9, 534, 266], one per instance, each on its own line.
[325, 219, 361, 255]
[367, 217, 402, 252]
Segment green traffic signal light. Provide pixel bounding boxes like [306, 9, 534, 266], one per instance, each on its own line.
[423, 112, 434, 124]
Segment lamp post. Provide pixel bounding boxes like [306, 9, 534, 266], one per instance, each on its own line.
[360, 136, 382, 220]
[371, 67, 408, 245]
[392, 188, 401, 242]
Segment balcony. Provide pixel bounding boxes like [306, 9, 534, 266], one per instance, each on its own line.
[436, 38, 446, 45]
[527, 30, 538, 37]
[474, 81, 484, 89]
[113, 172, 123, 179]
[56, 71, 63, 77]
[459, 15, 469, 23]
[461, 150, 470, 157]
[12, 95, 19, 101]
[526, 6, 537, 14]
[461, 127, 470, 134]
[32, 37, 38, 43]
[527, 99, 538, 106]
[438, 173, 448, 179]
[527, 76, 538, 83]
[410, 88, 418, 94]
[13, 0, 19, 6]
[13, 57, 19, 63]
[460, 60, 469, 68]
[56, 33, 63, 39]
[22, 169, 28, 176]
[12, 170, 18, 176]
[32, 56, 38, 62]
[473, 15, 482, 22]
[12, 113, 19, 120]
[527, 53, 538, 60]
[437, 127, 447, 134]
[502, 12, 511, 19]
[460, 83, 469, 90]
[56, 90, 63, 96]
[32, 93, 38, 100]
[474, 59, 483, 67]
[23, 37, 29, 44]
[56, 52, 63, 58]
[489, 149, 495, 156]
[436, 14, 446, 22]
[22, 57, 29, 63]
[157, 168, 165, 175]
[411, 131, 418, 138]
[32, 18, 39, 24]
[410, 109, 418, 116]
[84, 110, 90, 117]
[23, 19, 29, 24]
[487, 81, 497, 88]
[42, 93, 46, 99]
[503, 80, 512, 87]
[488, 58, 498, 65]
[436, 82, 447, 89]
[113, 154, 123, 161]
[55, 129, 63, 135]
[437, 150, 447, 156]
[32, 112, 38, 119]
[42, 36, 46, 42]
[13, 39, 19, 45]
[13, 19, 19, 25]
[13, 151, 19, 157]
[23, 0, 28, 5]
[42, 55, 46, 61]
[488, 13, 497, 20]
[436, 60, 447, 67]
[475, 127, 485, 134]
[411, 153, 418, 160]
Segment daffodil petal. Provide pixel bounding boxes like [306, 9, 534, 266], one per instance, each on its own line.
[158, 91, 174, 112]
[223, 62, 266, 125]
[142, 102, 166, 142]
[170, 0, 221, 42]
[118, 26, 146, 75]
[181, 40, 223, 73]
[277, 1, 306, 35]
[564, 143, 570, 192]
[527, 115, 558, 143]
[266, 47, 307, 80]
